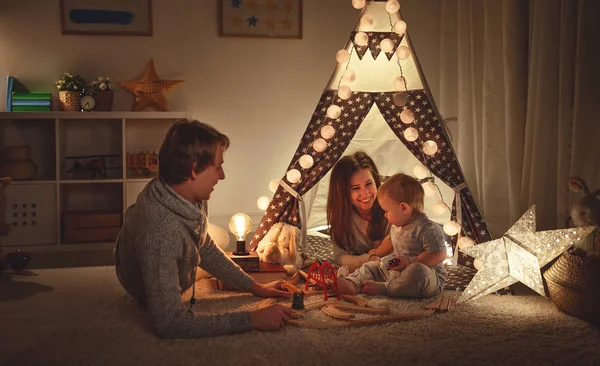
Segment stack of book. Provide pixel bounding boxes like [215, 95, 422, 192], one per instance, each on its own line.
[10, 92, 52, 112]
[5, 75, 52, 112]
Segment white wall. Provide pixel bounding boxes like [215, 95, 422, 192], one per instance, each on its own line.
[0, 0, 443, 228]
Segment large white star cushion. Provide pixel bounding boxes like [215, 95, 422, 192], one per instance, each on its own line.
[457, 205, 596, 303]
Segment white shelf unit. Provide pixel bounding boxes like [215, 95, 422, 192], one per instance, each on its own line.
[0, 111, 187, 248]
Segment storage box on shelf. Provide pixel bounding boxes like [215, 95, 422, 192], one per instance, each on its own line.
[0, 111, 186, 248]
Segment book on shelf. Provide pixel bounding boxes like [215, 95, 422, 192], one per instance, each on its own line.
[12, 99, 51, 106]
[11, 105, 51, 112]
[12, 92, 52, 100]
[5, 76, 30, 111]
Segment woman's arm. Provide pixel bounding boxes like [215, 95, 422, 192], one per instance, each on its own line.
[374, 235, 393, 257]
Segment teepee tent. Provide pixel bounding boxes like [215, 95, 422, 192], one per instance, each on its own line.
[249, 0, 491, 267]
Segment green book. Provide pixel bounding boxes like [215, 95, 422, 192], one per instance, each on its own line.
[11, 105, 51, 111]
[11, 92, 52, 100]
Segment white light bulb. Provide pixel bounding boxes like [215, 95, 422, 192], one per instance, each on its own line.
[354, 32, 369, 47]
[403, 127, 418, 142]
[268, 179, 280, 193]
[336, 49, 350, 64]
[337, 85, 352, 100]
[352, 0, 365, 9]
[380, 38, 394, 53]
[360, 15, 373, 28]
[393, 92, 408, 106]
[413, 164, 429, 179]
[342, 69, 356, 83]
[385, 0, 400, 13]
[286, 169, 301, 184]
[229, 213, 252, 240]
[422, 182, 436, 197]
[432, 200, 448, 215]
[396, 46, 411, 60]
[257, 196, 270, 211]
[313, 138, 327, 152]
[326, 105, 342, 119]
[443, 220, 461, 236]
[393, 76, 406, 91]
[400, 108, 415, 124]
[423, 140, 438, 156]
[458, 237, 475, 250]
[321, 125, 336, 139]
[299, 154, 314, 169]
[393, 20, 407, 35]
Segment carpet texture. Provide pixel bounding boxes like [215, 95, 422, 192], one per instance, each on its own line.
[7, 280, 599, 366]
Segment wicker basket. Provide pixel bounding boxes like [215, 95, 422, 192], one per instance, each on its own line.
[4, 145, 32, 161]
[59, 91, 80, 111]
[0, 160, 38, 180]
[544, 249, 600, 325]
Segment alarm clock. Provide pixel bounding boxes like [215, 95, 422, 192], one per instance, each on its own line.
[79, 89, 97, 112]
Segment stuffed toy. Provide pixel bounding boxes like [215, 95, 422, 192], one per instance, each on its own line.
[256, 222, 304, 274]
[568, 176, 600, 258]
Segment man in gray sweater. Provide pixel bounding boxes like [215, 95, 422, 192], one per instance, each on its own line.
[115, 119, 292, 338]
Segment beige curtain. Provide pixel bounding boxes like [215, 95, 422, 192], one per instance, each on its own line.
[420, 0, 599, 236]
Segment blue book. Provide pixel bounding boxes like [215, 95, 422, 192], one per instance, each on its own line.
[12, 99, 51, 106]
[5, 76, 14, 111]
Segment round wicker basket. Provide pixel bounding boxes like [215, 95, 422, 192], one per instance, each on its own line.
[544, 249, 600, 325]
[0, 160, 38, 180]
[59, 91, 81, 111]
[4, 145, 32, 161]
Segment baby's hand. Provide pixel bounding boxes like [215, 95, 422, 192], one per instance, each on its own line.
[386, 256, 409, 272]
[368, 248, 377, 255]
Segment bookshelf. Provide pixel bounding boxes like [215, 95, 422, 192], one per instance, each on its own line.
[0, 111, 187, 248]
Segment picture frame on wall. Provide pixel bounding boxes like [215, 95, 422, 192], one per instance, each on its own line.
[219, 0, 303, 39]
[60, 0, 153, 36]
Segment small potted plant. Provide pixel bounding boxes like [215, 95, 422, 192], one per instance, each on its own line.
[90, 76, 115, 111]
[55, 73, 86, 111]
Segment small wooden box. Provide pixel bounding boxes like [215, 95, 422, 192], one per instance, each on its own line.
[62, 211, 121, 243]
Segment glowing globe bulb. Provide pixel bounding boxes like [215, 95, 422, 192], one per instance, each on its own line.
[393, 20, 407, 35]
[354, 32, 369, 46]
[336, 49, 350, 64]
[385, 0, 400, 13]
[299, 154, 314, 169]
[338, 85, 352, 100]
[423, 140, 438, 156]
[393, 76, 406, 91]
[257, 196, 270, 211]
[396, 46, 411, 60]
[393, 92, 408, 106]
[352, 0, 365, 9]
[268, 178, 280, 193]
[413, 164, 429, 179]
[360, 15, 374, 28]
[229, 213, 252, 240]
[286, 168, 301, 184]
[422, 181, 436, 197]
[403, 127, 418, 142]
[380, 38, 394, 53]
[432, 200, 448, 215]
[326, 105, 342, 119]
[400, 108, 415, 124]
[321, 125, 336, 139]
[457, 237, 475, 250]
[443, 220, 461, 236]
[313, 138, 327, 152]
[342, 69, 356, 83]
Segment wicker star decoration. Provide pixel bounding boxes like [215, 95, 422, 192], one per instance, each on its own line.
[118, 59, 184, 111]
[457, 205, 596, 304]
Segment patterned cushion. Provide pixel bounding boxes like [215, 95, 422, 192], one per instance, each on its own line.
[304, 235, 334, 263]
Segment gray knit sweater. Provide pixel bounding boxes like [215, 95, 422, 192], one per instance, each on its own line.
[115, 178, 254, 338]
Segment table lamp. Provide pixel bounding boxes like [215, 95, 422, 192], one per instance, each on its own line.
[229, 213, 252, 256]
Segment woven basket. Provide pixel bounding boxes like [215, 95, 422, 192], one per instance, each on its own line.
[59, 91, 80, 111]
[0, 160, 38, 180]
[544, 249, 600, 325]
[4, 145, 32, 161]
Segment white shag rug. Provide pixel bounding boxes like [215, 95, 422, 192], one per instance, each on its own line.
[7, 280, 599, 366]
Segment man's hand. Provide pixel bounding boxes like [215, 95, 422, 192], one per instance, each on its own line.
[387, 256, 409, 272]
[249, 304, 293, 331]
[249, 280, 291, 299]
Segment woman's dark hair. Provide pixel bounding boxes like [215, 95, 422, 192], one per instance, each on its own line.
[158, 119, 230, 185]
[326, 150, 387, 252]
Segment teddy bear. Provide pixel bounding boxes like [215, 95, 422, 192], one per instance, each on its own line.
[256, 222, 304, 274]
[568, 176, 600, 258]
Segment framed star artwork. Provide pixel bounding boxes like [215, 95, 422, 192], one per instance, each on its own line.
[60, 0, 152, 36]
[219, 0, 303, 39]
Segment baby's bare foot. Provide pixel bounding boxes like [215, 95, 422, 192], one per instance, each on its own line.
[362, 280, 387, 296]
[337, 278, 357, 295]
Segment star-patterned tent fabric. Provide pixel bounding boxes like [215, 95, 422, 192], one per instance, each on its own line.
[249, 2, 490, 267]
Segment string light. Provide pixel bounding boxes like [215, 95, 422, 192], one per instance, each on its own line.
[299, 154, 314, 169]
[321, 125, 336, 139]
[286, 169, 301, 184]
[257, 196, 270, 210]
[268, 179, 280, 193]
